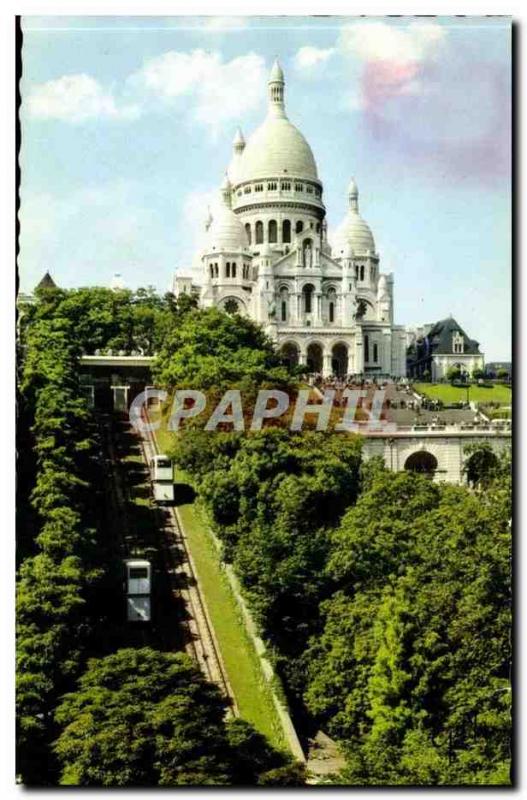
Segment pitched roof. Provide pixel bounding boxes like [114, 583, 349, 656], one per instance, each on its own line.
[424, 316, 481, 355]
[35, 271, 57, 290]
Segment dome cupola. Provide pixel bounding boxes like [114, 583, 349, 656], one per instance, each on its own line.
[333, 178, 376, 256]
[204, 177, 248, 254]
[233, 61, 319, 184]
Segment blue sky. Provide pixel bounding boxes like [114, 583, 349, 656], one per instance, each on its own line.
[19, 15, 511, 360]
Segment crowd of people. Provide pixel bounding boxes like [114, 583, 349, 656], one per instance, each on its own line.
[302, 372, 496, 427]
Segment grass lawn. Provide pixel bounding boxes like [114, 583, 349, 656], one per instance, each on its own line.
[154, 417, 288, 753]
[413, 383, 512, 406]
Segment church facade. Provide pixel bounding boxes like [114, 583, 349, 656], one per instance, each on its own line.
[180, 60, 407, 377]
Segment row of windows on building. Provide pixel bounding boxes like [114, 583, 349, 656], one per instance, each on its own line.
[278, 285, 338, 321]
[279, 300, 337, 322]
[356, 264, 377, 281]
[209, 261, 251, 280]
[238, 181, 321, 197]
[246, 218, 321, 245]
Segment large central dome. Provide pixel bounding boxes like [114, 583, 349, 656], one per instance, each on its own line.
[236, 116, 318, 183]
[231, 59, 319, 186]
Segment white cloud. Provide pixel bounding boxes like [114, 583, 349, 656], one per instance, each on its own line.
[23, 48, 267, 132]
[130, 49, 266, 128]
[338, 21, 445, 64]
[294, 46, 335, 70]
[24, 74, 140, 123]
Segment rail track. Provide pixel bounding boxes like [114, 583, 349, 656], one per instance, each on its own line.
[135, 410, 238, 713]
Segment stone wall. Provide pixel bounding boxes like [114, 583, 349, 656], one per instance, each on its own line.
[362, 432, 511, 484]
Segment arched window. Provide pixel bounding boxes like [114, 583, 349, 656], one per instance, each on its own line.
[245, 223, 252, 245]
[226, 262, 231, 278]
[355, 264, 359, 279]
[373, 343, 378, 363]
[268, 220, 277, 243]
[255, 221, 264, 244]
[282, 219, 291, 243]
[360, 265, 365, 281]
[303, 284, 314, 314]
[295, 220, 304, 234]
[329, 302, 335, 323]
[232, 263, 237, 278]
[279, 286, 289, 322]
[404, 451, 438, 477]
[364, 334, 369, 362]
[215, 263, 219, 278]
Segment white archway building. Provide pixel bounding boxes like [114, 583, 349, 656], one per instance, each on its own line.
[197, 60, 407, 377]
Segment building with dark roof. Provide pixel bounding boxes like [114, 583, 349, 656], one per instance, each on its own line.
[34, 271, 57, 291]
[407, 316, 484, 381]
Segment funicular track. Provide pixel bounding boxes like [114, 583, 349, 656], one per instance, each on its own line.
[136, 412, 236, 710]
[100, 407, 236, 712]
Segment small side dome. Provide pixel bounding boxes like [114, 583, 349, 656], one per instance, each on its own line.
[204, 180, 247, 254]
[333, 178, 375, 255]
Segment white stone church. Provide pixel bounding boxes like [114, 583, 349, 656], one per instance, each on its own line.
[174, 60, 407, 378]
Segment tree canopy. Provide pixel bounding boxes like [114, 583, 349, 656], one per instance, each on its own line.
[54, 648, 302, 786]
[303, 466, 511, 785]
[152, 306, 291, 391]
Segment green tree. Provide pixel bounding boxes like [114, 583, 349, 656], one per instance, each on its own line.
[225, 718, 304, 785]
[446, 366, 463, 382]
[463, 442, 508, 489]
[304, 466, 511, 785]
[152, 307, 291, 390]
[54, 648, 302, 786]
[54, 648, 233, 786]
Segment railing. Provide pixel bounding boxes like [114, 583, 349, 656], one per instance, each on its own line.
[363, 422, 511, 436]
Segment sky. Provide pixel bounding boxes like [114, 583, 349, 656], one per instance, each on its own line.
[18, 15, 511, 360]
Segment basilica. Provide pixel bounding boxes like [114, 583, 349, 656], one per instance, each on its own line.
[175, 59, 407, 378]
